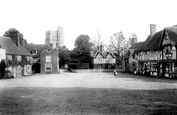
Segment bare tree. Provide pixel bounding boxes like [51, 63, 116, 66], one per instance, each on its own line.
[109, 31, 126, 55]
[92, 30, 104, 51]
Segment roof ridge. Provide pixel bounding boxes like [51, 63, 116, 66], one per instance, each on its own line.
[0, 36, 11, 39]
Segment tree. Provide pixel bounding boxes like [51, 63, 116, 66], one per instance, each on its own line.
[108, 32, 127, 65]
[59, 46, 70, 68]
[70, 35, 93, 64]
[109, 31, 126, 55]
[4, 28, 27, 45]
[91, 30, 104, 51]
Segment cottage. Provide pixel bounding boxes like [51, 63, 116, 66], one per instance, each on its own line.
[93, 45, 116, 69]
[125, 24, 177, 78]
[0, 36, 32, 77]
[24, 44, 59, 74]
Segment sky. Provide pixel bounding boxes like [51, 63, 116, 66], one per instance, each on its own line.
[0, 0, 177, 50]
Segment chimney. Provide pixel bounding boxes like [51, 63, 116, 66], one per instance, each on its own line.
[17, 32, 20, 47]
[132, 37, 137, 44]
[100, 44, 104, 52]
[150, 24, 156, 38]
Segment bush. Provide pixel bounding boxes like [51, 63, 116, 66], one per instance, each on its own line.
[68, 63, 89, 70]
[0, 60, 5, 79]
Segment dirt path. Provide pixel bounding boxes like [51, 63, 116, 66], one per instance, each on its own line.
[0, 72, 177, 90]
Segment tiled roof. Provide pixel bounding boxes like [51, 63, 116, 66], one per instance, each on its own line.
[93, 50, 115, 58]
[165, 27, 177, 42]
[130, 42, 144, 52]
[132, 31, 163, 52]
[24, 44, 51, 58]
[129, 26, 177, 53]
[145, 30, 163, 51]
[0, 36, 32, 56]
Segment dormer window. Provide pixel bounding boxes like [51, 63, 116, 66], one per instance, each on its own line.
[31, 48, 37, 55]
[165, 32, 169, 40]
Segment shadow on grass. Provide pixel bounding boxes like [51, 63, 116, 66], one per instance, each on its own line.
[0, 87, 177, 115]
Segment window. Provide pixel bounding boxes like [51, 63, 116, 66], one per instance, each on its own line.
[16, 56, 22, 62]
[46, 56, 51, 62]
[6, 55, 12, 61]
[26, 56, 30, 61]
[46, 49, 51, 52]
[45, 63, 52, 71]
[172, 46, 176, 51]
[165, 33, 169, 40]
[31, 49, 37, 55]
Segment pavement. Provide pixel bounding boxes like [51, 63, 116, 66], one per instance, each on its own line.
[1, 72, 177, 90]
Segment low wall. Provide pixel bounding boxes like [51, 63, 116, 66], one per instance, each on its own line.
[71, 69, 115, 73]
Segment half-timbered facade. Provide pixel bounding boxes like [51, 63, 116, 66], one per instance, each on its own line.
[125, 24, 177, 78]
[93, 51, 116, 69]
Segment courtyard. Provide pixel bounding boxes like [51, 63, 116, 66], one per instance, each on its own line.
[0, 72, 177, 114]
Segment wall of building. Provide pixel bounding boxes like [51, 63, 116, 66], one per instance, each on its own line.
[0, 49, 6, 61]
[40, 48, 58, 74]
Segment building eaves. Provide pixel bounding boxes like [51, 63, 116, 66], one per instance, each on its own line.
[0, 36, 31, 56]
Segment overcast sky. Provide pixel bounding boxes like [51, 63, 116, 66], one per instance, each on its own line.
[0, 0, 177, 50]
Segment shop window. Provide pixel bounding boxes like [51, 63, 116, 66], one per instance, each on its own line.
[45, 63, 52, 71]
[108, 65, 112, 69]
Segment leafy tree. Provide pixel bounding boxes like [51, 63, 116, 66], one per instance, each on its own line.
[4, 28, 27, 45]
[70, 35, 93, 64]
[59, 46, 70, 68]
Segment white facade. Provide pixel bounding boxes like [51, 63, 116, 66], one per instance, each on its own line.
[94, 53, 115, 64]
[0, 49, 6, 61]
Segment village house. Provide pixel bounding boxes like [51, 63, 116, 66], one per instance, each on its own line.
[24, 44, 59, 74]
[0, 36, 33, 78]
[93, 45, 116, 69]
[124, 24, 177, 78]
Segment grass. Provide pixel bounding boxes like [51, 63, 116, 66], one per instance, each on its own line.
[0, 87, 177, 115]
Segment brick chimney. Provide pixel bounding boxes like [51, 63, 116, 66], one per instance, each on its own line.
[150, 24, 156, 38]
[132, 37, 137, 44]
[16, 32, 20, 47]
[100, 44, 104, 52]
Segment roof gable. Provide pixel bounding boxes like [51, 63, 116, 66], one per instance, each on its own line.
[24, 44, 51, 57]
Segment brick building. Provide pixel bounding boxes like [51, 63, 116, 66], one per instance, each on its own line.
[24, 44, 59, 74]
